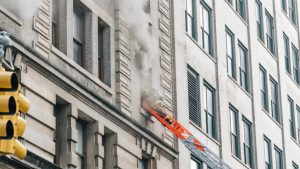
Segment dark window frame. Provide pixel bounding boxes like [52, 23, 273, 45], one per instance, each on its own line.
[51, 0, 59, 48]
[188, 65, 201, 126]
[260, 65, 269, 112]
[270, 77, 280, 123]
[282, 0, 287, 13]
[264, 136, 272, 169]
[274, 146, 283, 169]
[283, 33, 291, 74]
[256, 0, 264, 42]
[236, 0, 247, 20]
[203, 81, 216, 139]
[230, 105, 241, 159]
[186, 0, 197, 40]
[293, 162, 299, 169]
[288, 96, 297, 139]
[242, 117, 253, 168]
[226, 27, 236, 79]
[292, 44, 299, 84]
[199, 1, 213, 56]
[238, 41, 249, 92]
[297, 106, 300, 144]
[191, 155, 203, 169]
[288, 0, 297, 25]
[265, 11, 275, 55]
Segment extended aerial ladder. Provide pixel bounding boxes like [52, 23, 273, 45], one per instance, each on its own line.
[141, 90, 232, 169]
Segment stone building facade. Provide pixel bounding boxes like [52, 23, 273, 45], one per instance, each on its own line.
[0, 0, 178, 168]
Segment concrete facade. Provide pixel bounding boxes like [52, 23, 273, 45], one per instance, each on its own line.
[175, 0, 300, 169]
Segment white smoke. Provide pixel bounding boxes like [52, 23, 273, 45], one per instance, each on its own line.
[1, 0, 39, 20]
[119, 0, 159, 90]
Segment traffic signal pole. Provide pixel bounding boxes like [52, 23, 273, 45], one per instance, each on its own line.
[0, 31, 30, 160]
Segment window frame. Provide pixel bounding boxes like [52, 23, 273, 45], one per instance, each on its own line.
[270, 77, 280, 123]
[226, 27, 236, 79]
[76, 119, 86, 169]
[191, 155, 203, 169]
[293, 162, 299, 169]
[288, 96, 297, 140]
[297, 106, 300, 144]
[186, 0, 197, 40]
[242, 117, 253, 168]
[238, 42, 249, 92]
[188, 65, 201, 126]
[260, 65, 269, 112]
[288, 0, 297, 25]
[265, 11, 275, 55]
[274, 146, 283, 169]
[283, 33, 291, 74]
[236, 0, 246, 20]
[230, 105, 241, 159]
[291, 44, 299, 84]
[51, 0, 59, 48]
[199, 1, 213, 56]
[256, 0, 264, 42]
[203, 82, 216, 139]
[264, 136, 272, 169]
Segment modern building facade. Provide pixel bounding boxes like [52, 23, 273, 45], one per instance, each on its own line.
[175, 0, 300, 168]
[0, 0, 178, 168]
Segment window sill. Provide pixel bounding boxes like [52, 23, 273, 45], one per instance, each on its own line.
[189, 121, 220, 146]
[261, 108, 282, 129]
[281, 9, 298, 31]
[285, 72, 300, 89]
[257, 39, 277, 61]
[231, 154, 252, 169]
[185, 33, 216, 63]
[290, 136, 300, 148]
[227, 74, 252, 99]
[224, 0, 248, 27]
[50, 45, 113, 95]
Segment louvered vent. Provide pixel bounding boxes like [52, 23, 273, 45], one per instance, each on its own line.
[187, 67, 200, 125]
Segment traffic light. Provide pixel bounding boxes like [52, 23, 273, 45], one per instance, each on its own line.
[0, 67, 30, 159]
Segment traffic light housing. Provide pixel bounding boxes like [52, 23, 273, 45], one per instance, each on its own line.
[0, 67, 30, 159]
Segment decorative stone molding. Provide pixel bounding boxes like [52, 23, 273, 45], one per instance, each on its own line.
[159, 0, 175, 146]
[32, 0, 51, 58]
[115, 11, 132, 116]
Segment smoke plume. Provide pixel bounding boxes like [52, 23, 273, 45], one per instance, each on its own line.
[119, 0, 159, 91]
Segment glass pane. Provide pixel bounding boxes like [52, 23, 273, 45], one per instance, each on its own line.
[73, 9, 84, 42]
[187, 16, 193, 36]
[202, 7, 209, 32]
[73, 41, 82, 65]
[207, 88, 213, 114]
[275, 149, 282, 169]
[207, 114, 213, 136]
[243, 121, 250, 146]
[228, 58, 233, 76]
[264, 140, 270, 163]
[203, 33, 210, 52]
[187, 0, 193, 15]
[76, 121, 83, 155]
[231, 109, 237, 135]
[191, 159, 199, 169]
[226, 34, 233, 56]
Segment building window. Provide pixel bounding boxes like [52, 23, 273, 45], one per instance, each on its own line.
[73, 3, 85, 67]
[283, 33, 291, 74]
[139, 157, 150, 169]
[238, 42, 249, 92]
[288, 97, 297, 139]
[293, 162, 299, 169]
[260, 66, 268, 112]
[98, 19, 111, 87]
[256, 0, 264, 41]
[186, 0, 196, 39]
[51, 0, 59, 48]
[227, 0, 233, 5]
[274, 146, 283, 169]
[266, 11, 275, 54]
[270, 78, 280, 123]
[236, 0, 246, 20]
[204, 82, 216, 139]
[226, 28, 236, 79]
[288, 0, 297, 25]
[292, 44, 299, 84]
[264, 137, 272, 169]
[76, 120, 85, 169]
[242, 118, 252, 168]
[191, 156, 202, 169]
[200, 2, 212, 55]
[230, 106, 240, 158]
[297, 106, 300, 143]
[282, 0, 287, 12]
[188, 66, 200, 125]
